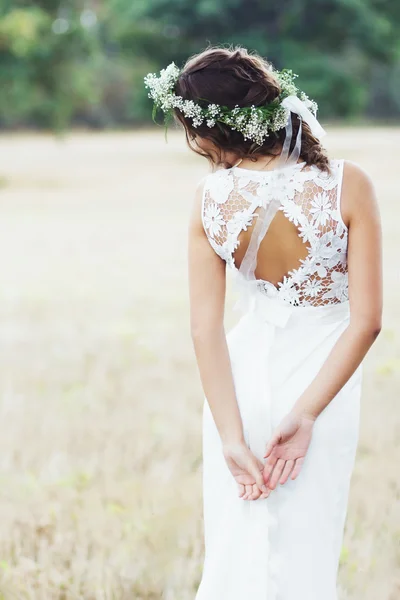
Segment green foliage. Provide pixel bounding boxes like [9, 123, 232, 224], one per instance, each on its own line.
[0, 7, 49, 57]
[0, 0, 399, 129]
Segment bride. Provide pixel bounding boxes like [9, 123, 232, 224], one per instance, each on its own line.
[145, 46, 382, 599]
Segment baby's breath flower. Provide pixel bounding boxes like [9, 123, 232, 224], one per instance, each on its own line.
[299, 92, 318, 116]
[271, 106, 290, 132]
[275, 69, 299, 97]
[208, 104, 220, 117]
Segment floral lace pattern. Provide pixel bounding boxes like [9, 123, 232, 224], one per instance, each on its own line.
[201, 159, 348, 307]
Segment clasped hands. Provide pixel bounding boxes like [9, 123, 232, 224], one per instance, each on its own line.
[223, 411, 316, 501]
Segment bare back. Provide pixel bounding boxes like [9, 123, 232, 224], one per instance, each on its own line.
[201, 159, 348, 307]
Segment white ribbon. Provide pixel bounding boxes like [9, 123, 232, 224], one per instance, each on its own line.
[233, 93, 327, 313]
[281, 95, 326, 141]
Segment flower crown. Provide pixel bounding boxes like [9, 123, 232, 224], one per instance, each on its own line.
[143, 62, 318, 146]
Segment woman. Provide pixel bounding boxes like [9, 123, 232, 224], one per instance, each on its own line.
[144, 46, 382, 599]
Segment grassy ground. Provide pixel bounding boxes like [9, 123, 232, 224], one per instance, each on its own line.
[0, 129, 398, 599]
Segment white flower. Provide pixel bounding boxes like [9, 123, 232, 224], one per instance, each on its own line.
[305, 246, 327, 277]
[208, 236, 234, 266]
[330, 208, 341, 222]
[240, 186, 266, 208]
[207, 104, 220, 118]
[310, 192, 332, 227]
[315, 262, 327, 278]
[299, 255, 316, 273]
[287, 266, 305, 285]
[298, 219, 318, 244]
[319, 231, 346, 266]
[281, 200, 303, 226]
[299, 92, 318, 116]
[277, 276, 300, 305]
[336, 251, 347, 268]
[226, 210, 255, 236]
[144, 62, 180, 105]
[322, 271, 348, 301]
[307, 230, 347, 272]
[207, 171, 234, 204]
[304, 278, 322, 298]
[268, 166, 307, 205]
[271, 106, 290, 132]
[242, 180, 277, 209]
[291, 166, 313, 192]
[224, 232, 240, 256]
[275, 70, 299, 97]
[203, 203, 225, 237]
[335, 220, 347, 238]
[180, 100, 204, 127]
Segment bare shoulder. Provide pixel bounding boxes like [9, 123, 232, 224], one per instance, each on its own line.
[340, 159, 379, 225]
[342, 159, 374, 188]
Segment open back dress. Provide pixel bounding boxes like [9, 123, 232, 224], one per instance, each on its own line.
[195, 158, 361, 600]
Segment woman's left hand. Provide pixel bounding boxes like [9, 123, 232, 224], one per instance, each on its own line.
[262, 411, 316, 490]
[223, 440, 271, 500]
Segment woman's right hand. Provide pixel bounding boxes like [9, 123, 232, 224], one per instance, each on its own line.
[223, 440, 271, 501]
[262, 411, 315, 489]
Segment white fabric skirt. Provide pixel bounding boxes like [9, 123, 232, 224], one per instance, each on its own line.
[195, 298, 361, 600]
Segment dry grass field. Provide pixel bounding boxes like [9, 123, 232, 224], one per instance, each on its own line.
[0, 128, 398, 600]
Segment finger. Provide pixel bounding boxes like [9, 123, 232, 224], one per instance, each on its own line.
[259, 486, 271, 499]
[263, 453, 278, 485]
[248, 458, 269, 495]
[279, 459, 295, 485]
[249, 483, 261, 501]
[290, 457, 305, 480]
[264, 430, 281, 458]
[268, 458, 286, 490]
[253, 484, 264, 500]
[242, 483, 253, 500]
[263, 443, 275, 459]
[259, 490, 270, 499]
[260, 460, 273, 498]
[237, 483, 245, 498]
[235, 472, 256, 486]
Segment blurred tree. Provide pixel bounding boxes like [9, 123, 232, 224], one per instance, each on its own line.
[0, 2, 101, 129]
[126, 0, 400, 117]
[0, 0, 399, 128]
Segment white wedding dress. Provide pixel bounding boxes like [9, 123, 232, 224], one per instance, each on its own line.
[195, 159, 361, 600]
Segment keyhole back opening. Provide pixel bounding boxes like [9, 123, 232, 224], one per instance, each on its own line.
[233, 209, 310, 288]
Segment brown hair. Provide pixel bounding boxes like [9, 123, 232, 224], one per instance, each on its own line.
[174, 46, 330, 172]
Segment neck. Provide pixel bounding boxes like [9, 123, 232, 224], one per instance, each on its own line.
[231, 153, 281, 170]
[221, 147, 284, 170]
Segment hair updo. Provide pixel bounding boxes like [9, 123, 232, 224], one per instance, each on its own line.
[174, 46, 330, 172]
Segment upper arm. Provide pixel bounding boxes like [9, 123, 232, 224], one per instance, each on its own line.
[341, 160, 382, 331]
[188, 179, 227, 336]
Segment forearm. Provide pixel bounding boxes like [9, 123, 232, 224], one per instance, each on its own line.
[192, 326, 245, 445]
[292, 322, 380, 420]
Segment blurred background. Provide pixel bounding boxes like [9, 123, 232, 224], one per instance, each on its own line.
[1, 0, 400, 128]
[0, 1, 399, 599]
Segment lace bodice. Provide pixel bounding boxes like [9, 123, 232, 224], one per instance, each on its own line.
[201, 159, 348, 307]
